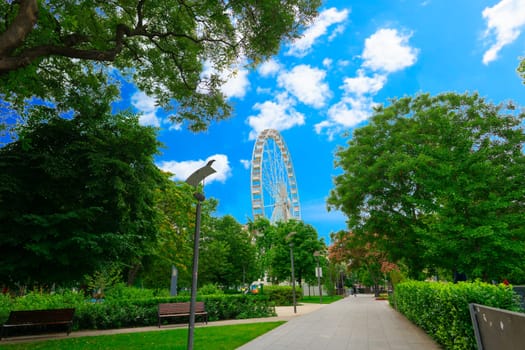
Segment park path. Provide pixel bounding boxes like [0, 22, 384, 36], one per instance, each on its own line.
[238, 294, 441, 350]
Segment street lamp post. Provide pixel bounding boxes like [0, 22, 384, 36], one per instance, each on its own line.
[313, 251, 322, 304]
[185, 160, 216, 350]
[287, 232, 297, 314]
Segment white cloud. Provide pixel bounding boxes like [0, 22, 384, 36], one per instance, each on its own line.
[327, 96, 376, 127]
[258, 58, 282, 77]
[168, 121, 182, 131]
[221, 68, 250, 98]
[157, 154, 231, 185]
[287, 7, 349, 57]
[247, 93, 305, 140]
[341, 70, 387, 95]
[240, 159, 251, 169]
[328, 24, 346, 41]
[481, 0, 525, 64]
[362, 28, 419, 73]
[131, 91, 161, 127]
[315, 95, 376, 140]
[337, 60, 351, 68]
[256, 87, 273, 94]
[200, 61, 250, 99]
[315, 27, 418, 139]
[315, 71, 385, 139]
[322, 58, 333, 68]
[277, 65, 331, 108]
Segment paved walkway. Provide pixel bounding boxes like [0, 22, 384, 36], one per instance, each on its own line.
[238, 294, 441, 350]
[1, 295, 441, 349]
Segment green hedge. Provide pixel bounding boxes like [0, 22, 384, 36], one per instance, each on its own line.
[0, 292, 276, 331]
[263, 285, 302, 306]
[392, 281, 523, 350]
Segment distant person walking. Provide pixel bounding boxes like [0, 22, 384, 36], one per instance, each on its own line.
[352, 285, 357, 297]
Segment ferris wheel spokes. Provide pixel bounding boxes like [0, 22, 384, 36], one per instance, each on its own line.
[250, 129, 301, 223]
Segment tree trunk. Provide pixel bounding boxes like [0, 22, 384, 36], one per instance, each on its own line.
[127, 263, 142, 286]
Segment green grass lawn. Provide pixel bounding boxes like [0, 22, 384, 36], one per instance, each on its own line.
[300, 295, 343, 304]
[0, 322, 284, 350]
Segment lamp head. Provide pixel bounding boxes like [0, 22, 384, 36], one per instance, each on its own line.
[185, 159, 216, 187]
[286, 231, 296, 241]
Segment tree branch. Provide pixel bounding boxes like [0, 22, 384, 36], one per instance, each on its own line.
[0, 1, 233, 75]
[0, 0, 38, 56]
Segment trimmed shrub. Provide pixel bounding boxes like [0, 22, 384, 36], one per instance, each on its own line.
[198, 284, 224, 296]
[0, 289, 85, 324]
[0, 288, 275, 331]
[263, 285, 303, 306]
[392, 281, 522, 350]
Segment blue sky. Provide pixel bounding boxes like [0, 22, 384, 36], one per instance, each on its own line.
[119, 0, 525, 243]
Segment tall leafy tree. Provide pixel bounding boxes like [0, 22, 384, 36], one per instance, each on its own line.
[247, 217, 277, 281]
[0, 106, 163, 286]
[328, 92, 525, 282]
[199, 215, 257, 288]
[0, 0, 320, 131]
[270, 220, 325, 285]
[136, 174, 196, 289]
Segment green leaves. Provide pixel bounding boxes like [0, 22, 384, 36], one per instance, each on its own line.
[1, 0, 321, 130]
[329, 92, 525, 281]
[0, 108, 164, 285]
[247, 218, 325, 285]
[394, 280, 521, 349]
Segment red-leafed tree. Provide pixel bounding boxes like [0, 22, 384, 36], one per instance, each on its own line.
[329, 230, 399, 296]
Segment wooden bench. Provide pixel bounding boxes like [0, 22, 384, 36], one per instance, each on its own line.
[1, 308, 75, 339]
[158, 302, 208, 327]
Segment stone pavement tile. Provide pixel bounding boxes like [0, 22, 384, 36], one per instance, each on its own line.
[238, 295, 441, 350]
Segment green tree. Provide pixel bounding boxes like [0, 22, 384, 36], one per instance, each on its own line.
[137, 175, 196, 289]
[270, 220, 325, 285]
[0, 0, 320, 131]
[519, 58, 525, 86]
[247, 217, 277, 282]
[0, 106, 163, 286]
[328, 92, 525, 282]
[199, 215, 257, 289]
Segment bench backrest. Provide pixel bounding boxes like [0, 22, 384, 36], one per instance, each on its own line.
[469, 303, 525, 350]
[158, 302, 206, 315]
[6, 308, 75, 325]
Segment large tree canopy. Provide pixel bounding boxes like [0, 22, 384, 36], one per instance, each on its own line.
[198, 215, 257, 288]
[247, 217, 326, 285]
[328, 92, 525, 282]
[0, 0, 320, 130]
[0, 106, 163, 285]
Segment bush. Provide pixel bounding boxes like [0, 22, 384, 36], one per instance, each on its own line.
[198, 284, 224, 296]
[263, 285, 303, 306]
[104, 283, 169, 301]
[0, 288, 276, 331]
[392, 280, 522, 350]
[75, 300, 160, 330]
[0, 289, 85, 325]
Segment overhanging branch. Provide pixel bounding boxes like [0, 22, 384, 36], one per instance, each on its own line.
[0, 0, 38, 56]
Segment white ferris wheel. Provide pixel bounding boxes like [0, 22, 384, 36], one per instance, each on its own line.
[250, 129, 301, 223]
